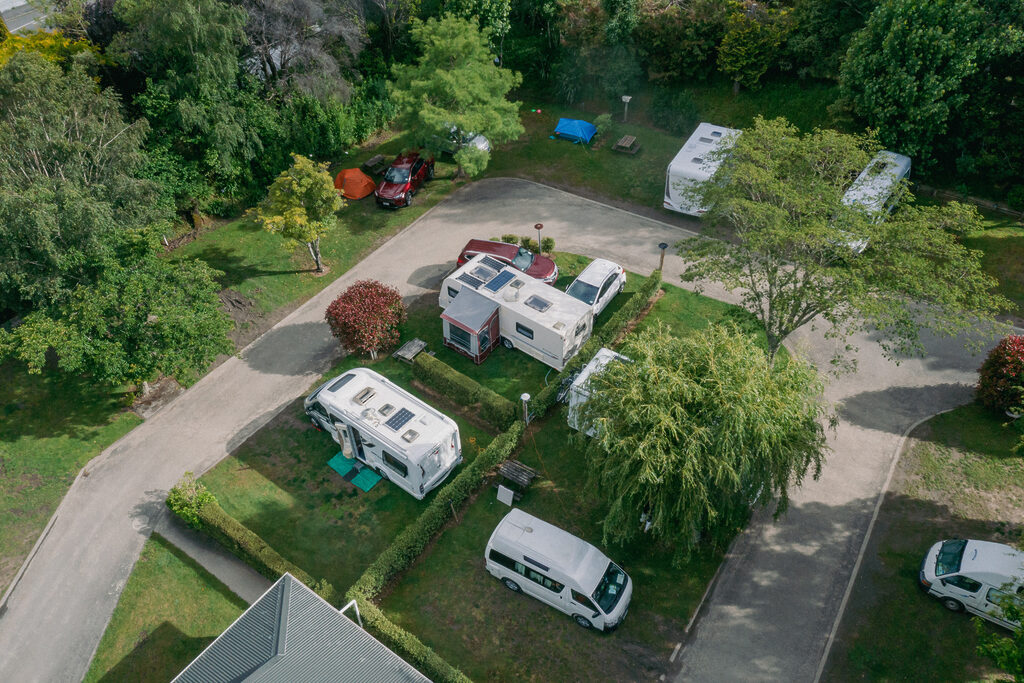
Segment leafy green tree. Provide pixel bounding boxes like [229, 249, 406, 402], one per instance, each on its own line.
[444, 0, 512, 61]
[0, 51, 163, 310]
[837, 0, 1024, 162]
[0, 30, 99, 67]
[975, 598, 1024, 680]
[252, 154, 344, 273]
[785, 0, 874, 80]
[391, 14, 523, 176]
[577, 323, 828, 560]
[0, 255, 232, 387]
[0, 14, 9, 42]
[717, 2, 789, 92]
[676, 117, 1010, 368]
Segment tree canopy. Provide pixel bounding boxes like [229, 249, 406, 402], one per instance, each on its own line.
[390, 14, 523, 175]
[677, 116, 1010, 368]
[577, 324, 829, 561]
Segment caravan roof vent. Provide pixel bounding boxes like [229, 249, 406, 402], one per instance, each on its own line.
[328, 374, 355, 392]
[470, 265, 497, 281]
[553, 321, 565, 330]
[691, 157, 704, 164]
[711, 131, 722, 137]
[378, 403, 395, 417]
[524, 295, 552, 312]
[698, 137, 714, 143]
[384, 407, 415, 431]
[354, 387, 376, 405]
[401, 429, 419, 443]
[510, 279, 525, 289]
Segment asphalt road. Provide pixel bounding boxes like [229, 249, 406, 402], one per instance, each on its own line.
[0, 179, 996, 681]
[1, 2, 46, 32]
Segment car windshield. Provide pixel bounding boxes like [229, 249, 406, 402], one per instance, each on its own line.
[591, 562, 627, 614]
[936, 539, 968, 576]
[384, 167, 410, 184]
[566, 279, 599, 305]
[512, 247, 535, 271]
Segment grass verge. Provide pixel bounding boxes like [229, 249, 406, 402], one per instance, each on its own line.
[822, 403, 1023, 681]
[83, 533, 246, 683]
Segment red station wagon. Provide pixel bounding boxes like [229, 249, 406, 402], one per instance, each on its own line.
[456, 239, 559, 284]
[375, 151, 435, 208]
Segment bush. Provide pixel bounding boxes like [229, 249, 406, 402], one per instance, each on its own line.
[650, 87, 700, 136]
[541, 236, 556, 255]
[977, 335, 1024, 413]
[1008, 185, 1024, 212]
[165, 472, 215, 530]
[412, 354, 517, 430]
[357, 598, 470, 683]
[594, 113, 614, 140]
[192, 500, 337, 604]
[325, 280, 406, 359]
[519, 236, 540, 252]
[500, 233, 519, 244]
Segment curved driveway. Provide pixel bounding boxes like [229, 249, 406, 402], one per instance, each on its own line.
[0, 179, 991, 681]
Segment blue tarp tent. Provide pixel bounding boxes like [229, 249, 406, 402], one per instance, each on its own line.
[554, 118, 597, 144]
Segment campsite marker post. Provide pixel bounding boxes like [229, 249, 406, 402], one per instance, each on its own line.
[659, 242, 668, 271]
[534, 223, 543, 251]
[621, 95, 632, 123]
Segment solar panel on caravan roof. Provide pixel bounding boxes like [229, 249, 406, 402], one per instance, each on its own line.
[484, 270, 515, 292]
[384, 407, 415, 431]
[480, 256, 506, 271]
[457, 273, 484, 289]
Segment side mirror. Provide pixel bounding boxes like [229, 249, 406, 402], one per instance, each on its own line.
[592, 610, 600, 619]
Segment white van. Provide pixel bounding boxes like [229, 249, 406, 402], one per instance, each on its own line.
[567, 347, 629, 437]
[484, 509, 632, 631]
[304, 368, 462, 500]
[919, 538, 1024, 631]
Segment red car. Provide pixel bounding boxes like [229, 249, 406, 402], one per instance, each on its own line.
[375, 151, 435, 208]
[457, 239, 559, 284]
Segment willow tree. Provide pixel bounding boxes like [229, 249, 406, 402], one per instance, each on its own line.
[577, 324, 829, 562]
[677, 116, 1009, 369]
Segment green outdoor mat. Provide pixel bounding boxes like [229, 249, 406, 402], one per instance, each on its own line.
[350, 468, 382, 493]
[327, 453, 356, 479]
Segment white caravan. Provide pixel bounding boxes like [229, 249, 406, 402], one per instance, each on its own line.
[919, 538, 1023, 631]
[484, 509, 633, 631]
[304, 368, 462, 500]
[567, 347, 630, 437]
[439, 254, 593, 371]
[664, 122, 741, 216]
[836, 150, 912, 253]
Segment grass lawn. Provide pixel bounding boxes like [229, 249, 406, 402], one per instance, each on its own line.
[0, 363, 141, 595]
[378, 282, 748, 681]
[963, 210, 1024, 320]
[822, 403, 1024, 681]
[83, 533, 246, 683]
[173, 134, 462, 317]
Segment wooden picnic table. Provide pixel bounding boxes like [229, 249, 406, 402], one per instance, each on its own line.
[498, 460, 539, 490]
[393, 338, 427, 364]
[612, 135, 641, 155]
[361, 154, 389, 176]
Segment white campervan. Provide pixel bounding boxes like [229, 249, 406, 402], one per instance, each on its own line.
[484, 509, 632, 631]
[439, 254, 593, 371]
[567, 347, 629, 437]
[836, 150, 912, 253]
[304, 368, 462, 500]
[919, 538, 1024, 631]
[664, 122, 741, 216]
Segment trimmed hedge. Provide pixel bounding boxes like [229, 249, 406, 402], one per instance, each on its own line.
[413, 353, 517, 430]
[189, 499, 338, 605]
[349, 421, 525, 599]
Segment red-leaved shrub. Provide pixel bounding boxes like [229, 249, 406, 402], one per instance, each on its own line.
[976, 335, 1024, 413]
[325, 280, 406, 359]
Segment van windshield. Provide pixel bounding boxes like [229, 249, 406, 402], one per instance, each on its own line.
[592, 562, 627, 614]
[936, 539, 967, 576]
[512, 247, 535, 271]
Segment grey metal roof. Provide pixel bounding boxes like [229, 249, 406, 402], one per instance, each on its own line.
[441, 287, 499, 331]
[173, 574, 431, 683]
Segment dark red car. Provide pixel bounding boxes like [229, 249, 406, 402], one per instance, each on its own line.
[457, 239, 559, 284]
[375, 151, 435, 208]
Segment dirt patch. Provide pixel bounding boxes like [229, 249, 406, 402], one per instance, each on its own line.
[613, 287, 665, 344]
[216, 289, 304, 355]
[131, 377, 186, 419]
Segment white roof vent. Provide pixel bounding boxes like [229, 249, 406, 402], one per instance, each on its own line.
[354, 387, 376, 405]
[401, 429, 419, 443]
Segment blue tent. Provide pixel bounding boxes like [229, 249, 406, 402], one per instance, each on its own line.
[554, 118, 597, 144]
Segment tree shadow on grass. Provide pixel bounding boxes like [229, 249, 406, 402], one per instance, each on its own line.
[175, 245, 310, 290]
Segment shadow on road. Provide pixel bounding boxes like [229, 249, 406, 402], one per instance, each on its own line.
[837, 383, 974, 435]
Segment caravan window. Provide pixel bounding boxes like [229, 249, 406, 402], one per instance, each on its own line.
[309, 402, 328, 419]
[516, 323, 534, 340]
[449, 324, 472, 350]
[448, 286, 460, 299]
[574, 321, 587, 338]
[382, 451, 409, 478]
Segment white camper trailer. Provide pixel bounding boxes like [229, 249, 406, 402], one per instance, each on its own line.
[304, 368, 462, 500]
[567, 347, 629, 437]
[439, 254, 593, 371]
[484, 509, 633, 631]
[835, 150, 912, 253]
[664, 122, 741, 216]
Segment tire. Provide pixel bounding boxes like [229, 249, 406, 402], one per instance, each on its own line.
[502, 578, 521, 593]
[573, 614, 593, 629]
[375, 467, 390, 481]
[941, 597, 964, 612]
[427, 163, 435, 180]
[404, 193, 413, 207]
[502, 337, 514, 350]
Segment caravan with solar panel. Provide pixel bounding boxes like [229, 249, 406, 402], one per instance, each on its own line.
[304, 368, 462, 500]
[439, 253, 594, 371]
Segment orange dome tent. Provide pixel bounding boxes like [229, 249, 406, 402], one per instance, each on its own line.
[334, 168, 376, 200]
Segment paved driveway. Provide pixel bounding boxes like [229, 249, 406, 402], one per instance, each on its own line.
[0, 179, 992, 681]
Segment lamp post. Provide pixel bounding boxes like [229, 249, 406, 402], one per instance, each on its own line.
[658, 242, 668, 271]
[521, 393, 531, 425]
[621, 95, 632, 123]
[534, 223, 543, 251]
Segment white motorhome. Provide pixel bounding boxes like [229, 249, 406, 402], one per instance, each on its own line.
[439, 254, 593, 371]
[919, 538, 1024, 631]
[567, 347, 629, 437]
[304, 368, 462, 500]
[484, 509, 632, 631]
[835, 150, 912, 253]
[664, 122, 741, 216]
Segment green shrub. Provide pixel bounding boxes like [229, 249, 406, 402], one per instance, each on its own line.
[594, 113, 614, 140]
[500, 233, 519, 244]
[192, 499, 337, 605]
[541, 236, 556, 255]
[165, 472, 216, 530]
[519, 236, 540, 252]
[412, 353, 516, 430]
[650, 87, 700, 136]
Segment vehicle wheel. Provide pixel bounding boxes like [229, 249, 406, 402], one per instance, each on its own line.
[502, 337, 514, 350]
[405, 193, 413, 207]
[573, 614, 593, 629]
[941, 597, 964, 612]
[427, 163, 435, 180]
[502, 578, 521, 593]
[375, 467, 389, 481]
